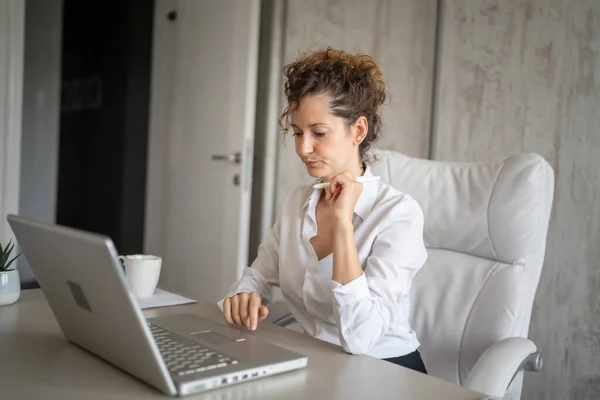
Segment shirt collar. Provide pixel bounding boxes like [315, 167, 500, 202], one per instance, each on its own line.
[302, 165, 379, 221]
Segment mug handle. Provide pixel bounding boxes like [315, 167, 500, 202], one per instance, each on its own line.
[118, 256, 126, 274]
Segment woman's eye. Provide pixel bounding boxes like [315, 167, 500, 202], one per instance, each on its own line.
[292, 131, 301, 137]
[314, 132, 326, 138]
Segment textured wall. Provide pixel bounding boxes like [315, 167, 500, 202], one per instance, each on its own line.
[276, 0, 438, 207]
[433, 1, 600, 399]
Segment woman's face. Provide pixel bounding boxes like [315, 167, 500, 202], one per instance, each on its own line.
[290, 95, 366, 180]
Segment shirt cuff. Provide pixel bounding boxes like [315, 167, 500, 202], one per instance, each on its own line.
[331, 273, 370, 307]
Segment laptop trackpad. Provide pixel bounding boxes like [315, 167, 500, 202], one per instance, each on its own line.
[191, 330, 234, 345]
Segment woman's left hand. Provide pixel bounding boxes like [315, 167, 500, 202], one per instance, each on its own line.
[325, 172, 363, 223]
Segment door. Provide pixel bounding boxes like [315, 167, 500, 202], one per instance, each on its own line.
[57, 0, 153, 257]
[145, 0, 260, 302]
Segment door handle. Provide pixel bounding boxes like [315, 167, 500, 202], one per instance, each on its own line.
[211, 152, 241, 164]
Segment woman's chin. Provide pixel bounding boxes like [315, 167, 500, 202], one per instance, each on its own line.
[305, 165, 327, 178]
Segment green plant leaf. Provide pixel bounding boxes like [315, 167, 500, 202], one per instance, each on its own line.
[4, 241, 15, 258]
[0, 244, 6, 268]
[1, 240, 16, 270]
[3, 252, 22, 271]
[3, 239, 11, 254]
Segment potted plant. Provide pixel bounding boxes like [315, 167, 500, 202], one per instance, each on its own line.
[0, 239, 22, 306]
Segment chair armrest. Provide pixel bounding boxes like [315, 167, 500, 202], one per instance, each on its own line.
[465, 337, 542, 398]
[264, 300, 297, 327]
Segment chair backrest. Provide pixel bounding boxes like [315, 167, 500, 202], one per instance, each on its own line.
[370, 149, 554, 386]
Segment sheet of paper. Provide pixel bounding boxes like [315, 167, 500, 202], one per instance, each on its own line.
[137, 288, 197, 310]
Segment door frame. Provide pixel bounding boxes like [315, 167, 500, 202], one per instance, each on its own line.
[144, 0, 177, 260]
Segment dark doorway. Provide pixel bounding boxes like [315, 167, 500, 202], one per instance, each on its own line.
[56, 0, 155, 255]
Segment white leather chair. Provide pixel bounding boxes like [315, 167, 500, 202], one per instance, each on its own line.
[272, 149, 555, 399]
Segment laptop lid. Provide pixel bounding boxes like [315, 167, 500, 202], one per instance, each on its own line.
[7, 214, 177, 396]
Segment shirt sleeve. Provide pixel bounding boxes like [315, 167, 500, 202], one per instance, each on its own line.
[331, 198, 428, 355]
[217, 214, 281, 311]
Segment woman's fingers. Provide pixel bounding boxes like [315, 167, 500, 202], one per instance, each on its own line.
[325, 185, 333, 200]
[238, 292, 251, 329]
[231, 295, 242, 327]
[223, 292, 266, 329]
[248, 293, 261, 330]
[328, 173, 353, 196]
[325, 177, 341, 200]
[222, 297, 234, 325]
[258, 305, 269, 321]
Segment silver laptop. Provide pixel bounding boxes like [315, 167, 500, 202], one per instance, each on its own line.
[7, 214, 307, 396]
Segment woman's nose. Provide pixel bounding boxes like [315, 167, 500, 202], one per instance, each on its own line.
[298, 136, 313, 155]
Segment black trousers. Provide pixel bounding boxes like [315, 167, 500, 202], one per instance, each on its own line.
[383, 350, 428, 374]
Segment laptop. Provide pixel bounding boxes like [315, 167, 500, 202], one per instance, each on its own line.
[7, 214, 307, 396]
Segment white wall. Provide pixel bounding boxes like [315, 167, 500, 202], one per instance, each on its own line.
[17, 0, 63, 285]
[0, 0, 24, 245]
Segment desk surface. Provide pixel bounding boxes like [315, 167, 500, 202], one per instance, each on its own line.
[0, 290, 485, 400]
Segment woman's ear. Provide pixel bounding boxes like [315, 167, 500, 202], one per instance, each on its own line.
[353, 116, 368, 146]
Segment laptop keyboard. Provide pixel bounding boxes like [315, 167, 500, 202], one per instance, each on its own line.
[148, 323, 239, 377]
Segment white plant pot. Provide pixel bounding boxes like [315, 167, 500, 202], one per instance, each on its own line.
[0, 269, 20, 306]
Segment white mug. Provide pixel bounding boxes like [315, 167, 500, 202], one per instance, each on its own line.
[118, 254, 162, 298]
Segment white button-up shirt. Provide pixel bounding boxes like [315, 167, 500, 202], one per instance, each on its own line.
[219, 166, 427, 359]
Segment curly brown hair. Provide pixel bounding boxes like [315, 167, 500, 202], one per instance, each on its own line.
[278, 47, 387, 163]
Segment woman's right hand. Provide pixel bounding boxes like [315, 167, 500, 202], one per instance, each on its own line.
[222, 292, 269, 331]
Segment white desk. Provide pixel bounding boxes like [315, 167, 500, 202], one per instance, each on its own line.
[0, 290, 486, 399]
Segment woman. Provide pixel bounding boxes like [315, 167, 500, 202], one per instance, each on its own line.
[219, 48, 428, 373]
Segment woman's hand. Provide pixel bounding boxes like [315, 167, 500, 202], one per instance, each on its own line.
[325, 172, 364, 223]
[222, 292, 269, 331]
